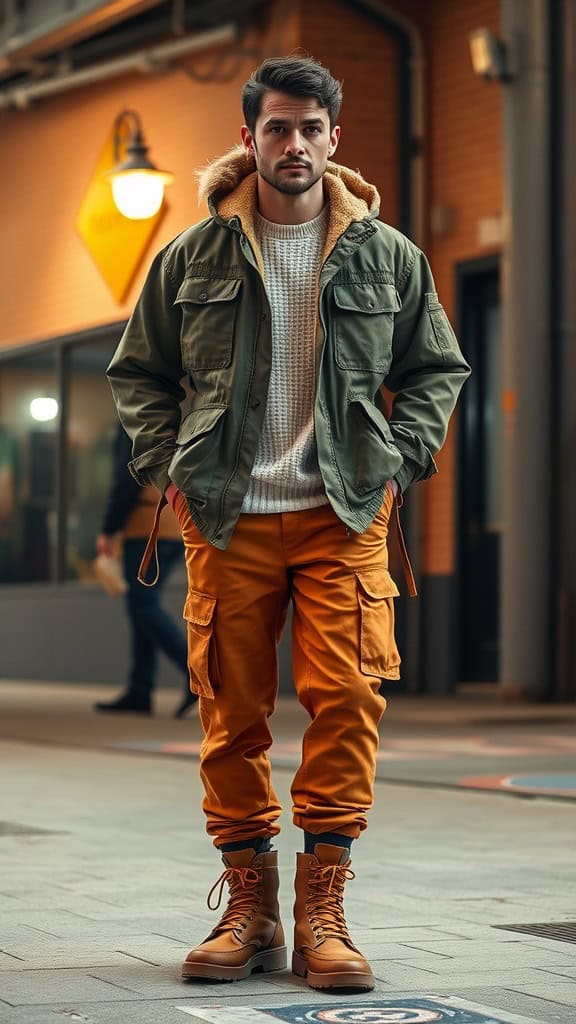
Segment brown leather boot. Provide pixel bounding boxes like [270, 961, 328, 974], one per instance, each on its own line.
[292, 843, 374, 991]
[182, 848, 286, 981]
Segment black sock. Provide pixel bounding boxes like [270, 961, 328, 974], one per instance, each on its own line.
[304, 831, 353, 854]
[220, 836, 272, 855]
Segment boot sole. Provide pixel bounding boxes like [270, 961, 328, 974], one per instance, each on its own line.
[182, 945, 287, 982]
[292, 951, 374, 991]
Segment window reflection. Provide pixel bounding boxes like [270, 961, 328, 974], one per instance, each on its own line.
[0, 350, 58, 582]
[67, 341, 118, 581]
[0, 334, 122, 584]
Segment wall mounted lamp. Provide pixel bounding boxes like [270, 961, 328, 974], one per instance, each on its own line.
[469, 27, 515, 82]
[105, 109, 174, 220]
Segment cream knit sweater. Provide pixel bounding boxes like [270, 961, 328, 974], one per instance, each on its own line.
[241, 206, 330, 514]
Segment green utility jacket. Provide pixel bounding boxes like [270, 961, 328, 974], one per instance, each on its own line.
[108, 147, 470, 550]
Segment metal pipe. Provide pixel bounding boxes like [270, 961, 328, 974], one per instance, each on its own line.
[500, 0, 552, 699]
[0, 0, 164, 72]
[0, 22, 237, 109]
[346, 0, 426, 693]
[555, 0, 576, 699]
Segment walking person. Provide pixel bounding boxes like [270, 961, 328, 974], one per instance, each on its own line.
[94, 423, 197, 719]
[107, 55, 470, 989]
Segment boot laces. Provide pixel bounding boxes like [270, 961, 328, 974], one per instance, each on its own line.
[206, 866, 262, 931]
[307, 862, 355, 941]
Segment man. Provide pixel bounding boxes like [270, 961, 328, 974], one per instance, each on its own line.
[107, 55, 470, 991]
[94, 423, 197, 719]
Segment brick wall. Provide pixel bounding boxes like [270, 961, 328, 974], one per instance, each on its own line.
[299, 0, 399, 225]
[417, 0, 502, 575]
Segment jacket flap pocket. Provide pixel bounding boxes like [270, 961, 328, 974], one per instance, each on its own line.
[177, 405, 227, 446]
[355, 567, 399, 600]
[175, 278, 241, 305]
[334, 282, 401, 314]
[183, 589, 216, 626]
[349, 395, 394, 444]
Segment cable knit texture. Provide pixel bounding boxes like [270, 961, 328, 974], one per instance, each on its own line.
[241, 206, 330, 514]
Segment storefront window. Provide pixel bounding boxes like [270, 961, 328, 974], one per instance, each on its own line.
[66, 341, 118, 581]
[0, 328, 123, 585]
[0, 350, 59, 582]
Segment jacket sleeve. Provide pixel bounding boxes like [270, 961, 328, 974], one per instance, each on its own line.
[106, 248, 185, 494]
[385, 248, 471, 493]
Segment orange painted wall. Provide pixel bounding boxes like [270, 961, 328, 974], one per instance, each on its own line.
[0, 4, 299, 349]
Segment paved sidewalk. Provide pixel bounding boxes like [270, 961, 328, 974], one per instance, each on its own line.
[0, 683, 575, 1023]
[2, 682, 576, 799]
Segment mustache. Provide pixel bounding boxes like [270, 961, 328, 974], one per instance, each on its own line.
[277, 160, 311, 169]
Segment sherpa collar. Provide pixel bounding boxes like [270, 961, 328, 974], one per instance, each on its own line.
[196, 145, 380, 276]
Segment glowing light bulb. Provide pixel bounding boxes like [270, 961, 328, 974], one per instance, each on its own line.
[30, 397, 59, 422]
[111, 171, 167, 220]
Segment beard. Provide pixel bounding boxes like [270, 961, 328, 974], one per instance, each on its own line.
[256, 160, 324, 196]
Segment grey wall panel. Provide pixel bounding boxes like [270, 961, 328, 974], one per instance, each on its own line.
[0, 582, 295, 693]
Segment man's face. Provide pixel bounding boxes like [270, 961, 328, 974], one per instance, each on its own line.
[241, 91, 340, 196]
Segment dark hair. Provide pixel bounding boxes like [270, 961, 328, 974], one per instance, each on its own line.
[241, 55, 343, 133]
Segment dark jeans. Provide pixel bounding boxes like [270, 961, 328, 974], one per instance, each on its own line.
[123, 538, 188, 698]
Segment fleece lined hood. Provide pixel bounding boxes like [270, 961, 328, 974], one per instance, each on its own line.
[196, 145, 381, 275]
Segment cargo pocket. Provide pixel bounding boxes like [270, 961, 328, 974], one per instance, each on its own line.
[183, 589, 218, 699]
[355, 567, 401, 680]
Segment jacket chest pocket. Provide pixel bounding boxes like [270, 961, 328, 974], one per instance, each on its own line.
[333, 282, 401, 372]
[174, 277, 242, 370]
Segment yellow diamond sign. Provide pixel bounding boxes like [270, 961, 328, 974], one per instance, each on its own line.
[76, 124, 167, 303]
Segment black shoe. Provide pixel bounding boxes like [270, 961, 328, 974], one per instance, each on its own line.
[94, 693, 152, 715]
[173, 692, 199, 719]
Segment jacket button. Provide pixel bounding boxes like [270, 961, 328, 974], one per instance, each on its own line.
[251, 399, 261, 409]
[198, 291, 208, 302]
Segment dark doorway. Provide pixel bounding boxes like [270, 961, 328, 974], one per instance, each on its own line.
[457, 259, 502, 682]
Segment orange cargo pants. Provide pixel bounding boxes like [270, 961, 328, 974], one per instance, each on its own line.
[173, 487, 400, 847]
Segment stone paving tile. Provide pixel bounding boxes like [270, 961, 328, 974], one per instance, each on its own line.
[0, 955, 24, 968]
[451, 986, 571, 1024]
[331, 939, 453, 959]
[0, 952, 163, 972]
[536, 965, 576, 979]
[0, 970, 139, 1007]
[350, 924, 488, 941]
[386, 967, 568, 990]
[507, 979, 576, 1005]
[395, 940, 576, 967]
[371, 962, 448, 986]
[85, 965, 299, 1000]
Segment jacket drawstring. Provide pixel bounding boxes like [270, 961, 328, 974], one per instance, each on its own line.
[137, 492, 167, 587]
